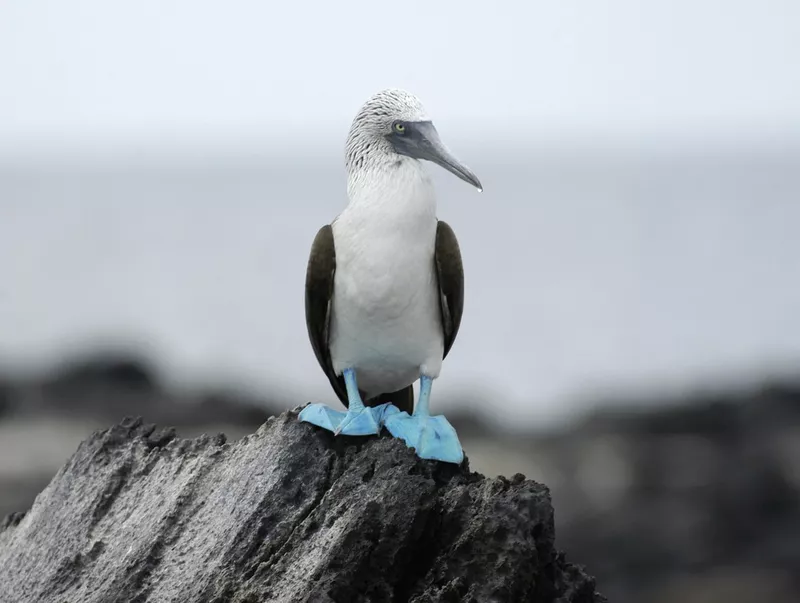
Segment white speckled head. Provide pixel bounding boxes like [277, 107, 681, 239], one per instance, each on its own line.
[345, 89, 428, 170]
[353, 89, 430, 129]
[345, 89, 482, 192]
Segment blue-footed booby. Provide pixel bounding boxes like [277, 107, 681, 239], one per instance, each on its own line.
[299, 89, 481, 464]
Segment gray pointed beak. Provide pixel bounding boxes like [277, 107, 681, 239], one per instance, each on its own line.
[390, 121, 483, 192]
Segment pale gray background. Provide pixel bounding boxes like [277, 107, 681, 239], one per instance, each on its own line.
[1, 1, 799, 427]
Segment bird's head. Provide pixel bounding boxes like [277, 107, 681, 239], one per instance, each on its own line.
[345, 89, 482, 192]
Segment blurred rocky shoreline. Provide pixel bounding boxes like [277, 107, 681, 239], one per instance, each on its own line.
[1, 352, 798, 603]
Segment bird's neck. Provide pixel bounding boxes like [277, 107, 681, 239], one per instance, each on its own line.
[347, 156, 432, 202]
[343, 157, 437, 230]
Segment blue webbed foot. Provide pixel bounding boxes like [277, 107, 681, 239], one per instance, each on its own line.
[384, 408, 464, 464]
[382, 375, 464, 464]
[299, 367, 392, 436]
[299, 402, 391, 436]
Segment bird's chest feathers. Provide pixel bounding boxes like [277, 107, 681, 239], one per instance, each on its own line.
[333, 166, 438, 321]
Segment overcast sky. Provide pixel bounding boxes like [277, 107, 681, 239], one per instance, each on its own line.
[2, 0, 799, 153]
[2, 2, 800, 422]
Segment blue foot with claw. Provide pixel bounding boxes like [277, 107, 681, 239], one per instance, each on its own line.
[300, 402, 390, 436]
[300, 367, 390, 436]
[384, 409, 464, 463]
[383, 375, 464, 464]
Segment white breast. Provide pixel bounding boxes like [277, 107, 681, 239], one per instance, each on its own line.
[329, 159, 444, 397]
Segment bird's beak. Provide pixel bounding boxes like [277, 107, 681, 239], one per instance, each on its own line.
[396, 121, 483, 192]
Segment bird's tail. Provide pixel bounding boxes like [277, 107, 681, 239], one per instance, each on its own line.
[367, 386, 414, 415]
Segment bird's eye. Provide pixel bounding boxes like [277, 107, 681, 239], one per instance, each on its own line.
[393, 122, 406, 134]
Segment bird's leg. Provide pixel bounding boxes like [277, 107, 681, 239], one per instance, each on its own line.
[383, 375, 464, 464]
[299, 368, 392, 436]
[334, 368, 387, 435]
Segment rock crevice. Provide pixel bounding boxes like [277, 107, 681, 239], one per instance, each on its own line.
[0, 411, 604, 603]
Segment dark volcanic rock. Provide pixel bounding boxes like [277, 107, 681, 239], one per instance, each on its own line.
[550, 383, 800, 603]
[0, 411, 604, 603]
[0, 352, 279, 428]
[42, 353, 162, 394]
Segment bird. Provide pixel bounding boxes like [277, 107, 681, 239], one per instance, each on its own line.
[299, 89, 482, 464]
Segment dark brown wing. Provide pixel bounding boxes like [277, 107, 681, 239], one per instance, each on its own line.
[434, 220, 464, 359]
[305, 225, 348, 405]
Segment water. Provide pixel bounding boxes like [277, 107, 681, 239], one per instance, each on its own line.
[1, 145, 799, 427]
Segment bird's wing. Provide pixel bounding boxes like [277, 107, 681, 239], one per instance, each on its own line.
[434, 220, 465, 359]
[305, 225, 348, 405]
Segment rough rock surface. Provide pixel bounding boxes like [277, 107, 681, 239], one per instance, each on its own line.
[0, 410, 604, 603]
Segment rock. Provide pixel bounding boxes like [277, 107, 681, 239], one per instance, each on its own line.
[0, 352, 280, 428]
[547, 382, 800, 603]
[0, 411, 604, 603]
[42, 353, 162, 395]
[0, 379, 11, 419]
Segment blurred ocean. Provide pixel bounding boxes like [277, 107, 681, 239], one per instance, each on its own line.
[1, 144, 799, 428]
